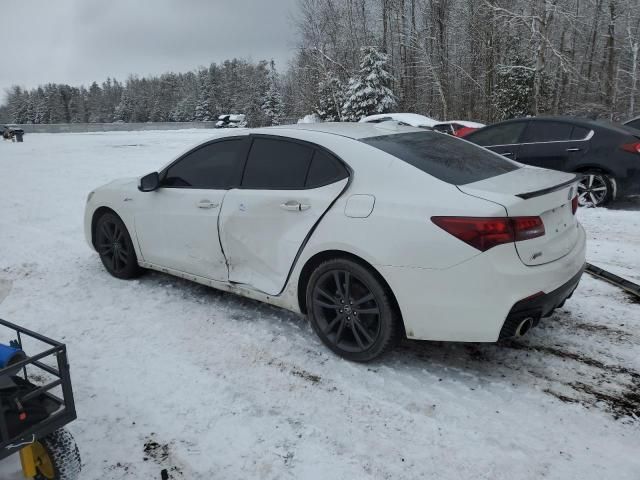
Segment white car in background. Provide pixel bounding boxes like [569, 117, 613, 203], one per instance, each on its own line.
[359, 113, 438, 128]
[85, 122, 586, 361]
[215, 114, 247, 128]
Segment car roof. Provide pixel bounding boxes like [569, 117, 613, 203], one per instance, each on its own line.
[478, 116, 636, 137]
[264, 121, 425, 140]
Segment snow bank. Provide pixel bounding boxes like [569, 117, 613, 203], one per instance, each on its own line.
[297, 114, 322, 124]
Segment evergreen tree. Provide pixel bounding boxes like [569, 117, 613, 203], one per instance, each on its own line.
[242, 60, 270, 127]
[315, 73, 345, 121]
[32, 87, 47, 124]
[341, 46, 396, 121]
[171, 95, 197, 121]
[7, 86, 29, 123]
[194, 69, 212, 121]
[492, 55, 550, 120]
[114, 89, 134, 122]
[87, 82, 103, 123]
[262, 61, 285, 125]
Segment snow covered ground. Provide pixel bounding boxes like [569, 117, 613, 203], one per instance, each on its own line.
[0, 131, 639, 479]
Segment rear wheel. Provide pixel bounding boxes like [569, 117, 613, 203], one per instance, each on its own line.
[577, 171, 613, 207]
[306, 258, 400, 362]
[95, 212, 142, 279]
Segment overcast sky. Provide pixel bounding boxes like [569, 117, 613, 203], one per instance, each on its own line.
[0, 0, 299, 102]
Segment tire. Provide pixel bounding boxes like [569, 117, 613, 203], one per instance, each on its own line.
[306, 258, 400, 362]
[95, 212, 142, 279]
[577, 171, 614, 207]
[33, 428, 81, 480]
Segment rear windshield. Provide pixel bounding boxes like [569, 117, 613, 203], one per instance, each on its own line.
[361, 131, 520, 185]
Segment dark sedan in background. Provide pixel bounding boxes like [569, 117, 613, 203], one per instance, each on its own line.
[624, 116, 640, 131]
[465, 117, 640, 207]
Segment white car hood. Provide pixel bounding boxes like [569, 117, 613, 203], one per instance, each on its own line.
[99, 177, 138, 191]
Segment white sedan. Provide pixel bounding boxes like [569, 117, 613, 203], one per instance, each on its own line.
[84, 122, 586, 361]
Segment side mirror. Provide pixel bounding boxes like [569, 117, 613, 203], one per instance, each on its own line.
[139, 172, 160, 192]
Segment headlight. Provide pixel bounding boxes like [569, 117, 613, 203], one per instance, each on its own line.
[86, 191, 95, 203]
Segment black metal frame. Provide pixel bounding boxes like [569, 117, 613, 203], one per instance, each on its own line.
[586, 263, 640, 298]
[0, 319, 76, 461]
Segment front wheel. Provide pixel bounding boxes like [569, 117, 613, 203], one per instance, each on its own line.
[95, 212, 142, 279]
[577, 171, 614, 207]
[306, 258, 400, 362]
[30, 428, 81, 480]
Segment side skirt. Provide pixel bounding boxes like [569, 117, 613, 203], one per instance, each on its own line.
[138, 261, 302, 314]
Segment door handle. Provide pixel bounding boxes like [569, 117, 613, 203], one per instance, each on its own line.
[197, 200, 219, 209]
[566, 147, 581, 152]
[280, 200, 311, 211]
[501, 152, 514, 157]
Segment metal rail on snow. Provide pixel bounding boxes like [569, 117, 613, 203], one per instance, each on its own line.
[585, 263, 640, 298]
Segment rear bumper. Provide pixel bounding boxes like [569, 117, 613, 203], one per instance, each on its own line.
[498, 264, 585, 339]
[378, 223, 587, 342]
[617, 171, 640, 196]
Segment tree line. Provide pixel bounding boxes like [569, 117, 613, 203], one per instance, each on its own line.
[2, 0, 639, 125]
[2, 59, 285, 127]
[285, 0, 640, 123]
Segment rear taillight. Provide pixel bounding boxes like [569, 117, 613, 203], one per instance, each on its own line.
[511, 216, 545, 241]
[431, 216, 545, 252]
[572, 195, 578, 214]
[621, 142, 640, 154]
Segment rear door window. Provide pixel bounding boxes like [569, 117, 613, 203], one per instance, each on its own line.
[521, 121, 573, 143]
[362, 132, 520, 185]
[466, 122, 527, 146]
[626, 118, 640, 130]
[305, 150, 349, 188]
[570, 126, 590, 140]
[242, 138, 314, 189]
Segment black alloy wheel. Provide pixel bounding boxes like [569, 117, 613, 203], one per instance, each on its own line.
[577, 172, 613, 207]
[95, 212, 141, 279]
[307, 258, 400, 361]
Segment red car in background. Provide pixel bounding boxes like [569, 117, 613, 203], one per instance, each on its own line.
[432, 121, 485, 137]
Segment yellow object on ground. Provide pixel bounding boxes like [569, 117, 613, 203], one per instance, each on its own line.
[20, 442, 54, 479]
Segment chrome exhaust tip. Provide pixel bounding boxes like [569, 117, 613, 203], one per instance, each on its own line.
[514, 317, 534, 337]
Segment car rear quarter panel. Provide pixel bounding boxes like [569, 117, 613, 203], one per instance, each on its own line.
[285, 136, 509, 272]
[570, 127, 640, 195]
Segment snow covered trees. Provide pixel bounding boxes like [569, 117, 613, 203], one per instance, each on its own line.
[341, 47, 397, 121]
[290, 0, 640, 122]
[3, 59, 279, 125]
[492, 56, 550, 120]
[194, 68, 213, 122]
[262, 61, 285, 126]
[315, 74, 345, 121]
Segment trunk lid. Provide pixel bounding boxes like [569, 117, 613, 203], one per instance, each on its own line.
[459, 167, 580, 266]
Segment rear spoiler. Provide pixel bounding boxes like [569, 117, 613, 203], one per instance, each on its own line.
[516, 174, 582, 200]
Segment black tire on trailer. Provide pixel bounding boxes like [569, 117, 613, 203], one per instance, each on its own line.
[95, 211, 142, 279]
[306, 258, 401, 362]
[33, 428, 81, 480]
